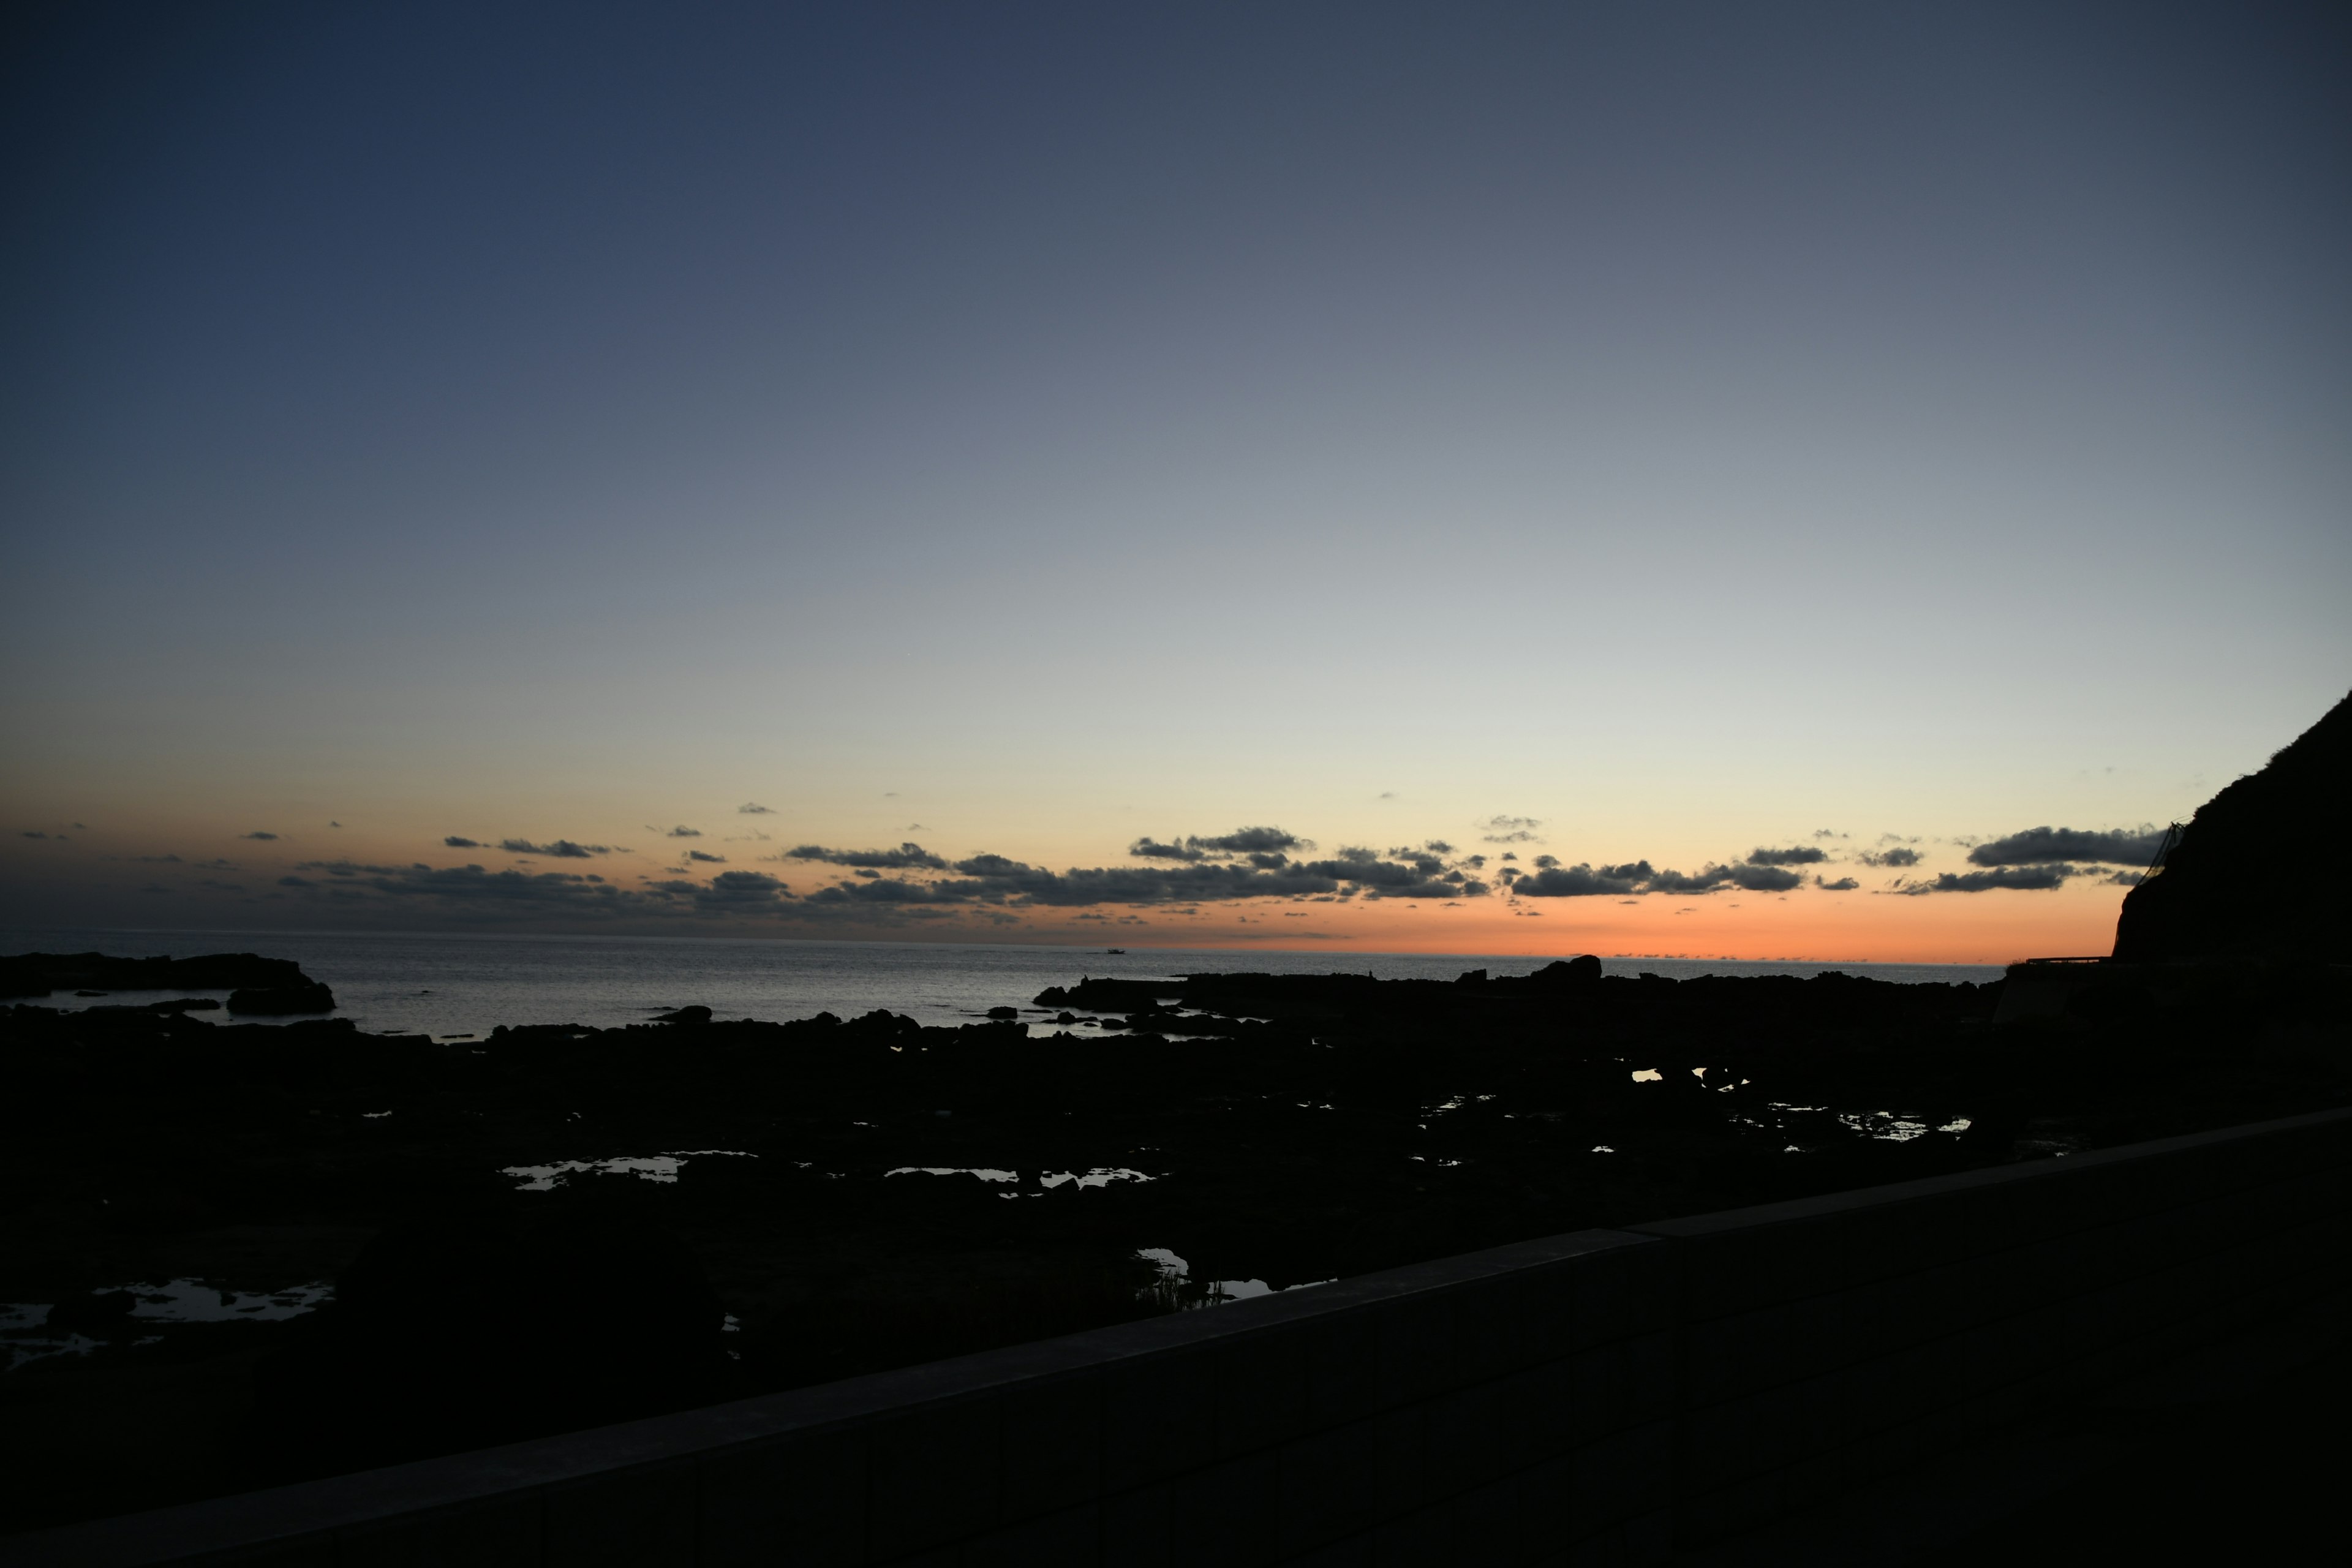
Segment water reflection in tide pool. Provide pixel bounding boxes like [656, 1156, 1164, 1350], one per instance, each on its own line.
[501, 1151, 753, 1190]
[2, 1280, 332, 1369]
[1137, 1247, 1331, 1310]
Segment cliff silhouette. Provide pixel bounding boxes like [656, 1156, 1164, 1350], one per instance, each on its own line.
[2113, 687, 2351, 963]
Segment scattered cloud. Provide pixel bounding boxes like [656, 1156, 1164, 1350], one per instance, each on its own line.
[1747, 845, 1827, 866]
[500, 838, 609, 859]
[737, 802, 775, 815]
[1857, 847, 1921, 867]
[1966, 826, 2166, 868]
[1129, 837, 1206, 862]
[1478, 815, 1544, 843]
[240, 831, 279, 841]
[1513, 858, 1803, 897]
[274, 861, 652, 917]
[780, 842, 950, 870]
[1893, 865, 2076, 895]
[654, 870, 791, 911]
[1815, 876, 1860, 891]
[1513, 861, 1650, 897]
[686, 850, 726, 864]
[1193, 826, 1312, 854]
[444, 835, 481, 848]
[663, 825, 703, 838]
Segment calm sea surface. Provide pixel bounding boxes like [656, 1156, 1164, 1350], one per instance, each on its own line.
[2, 927, 2005, 1039]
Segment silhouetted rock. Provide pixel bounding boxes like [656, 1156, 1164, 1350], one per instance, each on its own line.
[5, 943, 2343, 1536]
[47, 1290, 138, 1335]
[0, 951, 311, 999]
[226, 981, 336, 1016]
[2113, 688, 2351, 963]
[652, 1005, 714, 1024]
[986, 1005, 1020, 1020]
[255, 1194, 726, 1472]
[1531, 955, 1605, 987]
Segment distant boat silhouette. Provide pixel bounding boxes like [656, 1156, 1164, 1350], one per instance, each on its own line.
[1106, 948, 1126, 954]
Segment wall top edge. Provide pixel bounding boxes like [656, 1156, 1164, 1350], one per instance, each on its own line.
[1625, 1103, 2352, 1241]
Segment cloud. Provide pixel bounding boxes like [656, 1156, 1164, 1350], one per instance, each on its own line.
[806, 875, 974, 906]
[1478, 815, 1544, 843]
[738, 802, 775, 815]
[1966, 826, 2167, 868]
[1723, 864, 1804, 892]
[20, 831, 49, 839]
[664, 825, 703, 838]
[1129, 837, 1207, 862]
[1815, 876, 1860, 891]
[282, 861, 654, 915]
[500, 839, 610, 859]
[686, 850, 726, 864]
[1747, 845, 1827, 866]
[1895, 865, 2076, 894]
[1292, 846, 1487, 900]
[1191, 826, 1313, 855]
[241, 831, 279, 841]
[1513, 858, 1803, 897]
[294, 859, 419, 877]
[1643, 866, 1725, 894]
[780, 842, 951, 870]
[444, 835, 482, 848]
[1513, 861, 1651, 897]
[1857, 847, 1921, 867]
[664, 870, 790, 910]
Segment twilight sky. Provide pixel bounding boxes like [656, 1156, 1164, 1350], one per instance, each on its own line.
[4, 1, 2347, 962]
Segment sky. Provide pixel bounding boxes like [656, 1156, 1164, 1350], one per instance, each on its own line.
[4, 1, 2347, 963]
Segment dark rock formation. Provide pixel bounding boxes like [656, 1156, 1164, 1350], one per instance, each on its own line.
[2113, 688, 2352, 963]
[652, 1004, 714, 1025]
[1532, 954, 1605, 987]
[0, 951, 311, 1000]
[226, 981, 337, 1016]
[254, 1194, 727, 1474]
[2, 952, 2345, 1534]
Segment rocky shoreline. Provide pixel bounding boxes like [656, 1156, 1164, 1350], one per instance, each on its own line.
[4, 951, 2347, 1532]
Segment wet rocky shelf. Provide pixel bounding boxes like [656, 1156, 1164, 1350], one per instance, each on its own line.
[2, 952, 2346, 1533]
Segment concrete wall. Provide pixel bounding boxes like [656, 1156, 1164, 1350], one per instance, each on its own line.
[8, 1106, 2348, 1567]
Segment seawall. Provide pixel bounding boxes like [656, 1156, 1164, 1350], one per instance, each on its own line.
[8, 1104, 2348, 1566]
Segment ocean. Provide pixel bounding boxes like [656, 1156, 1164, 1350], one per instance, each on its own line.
[1, 927, 2005, 1039]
